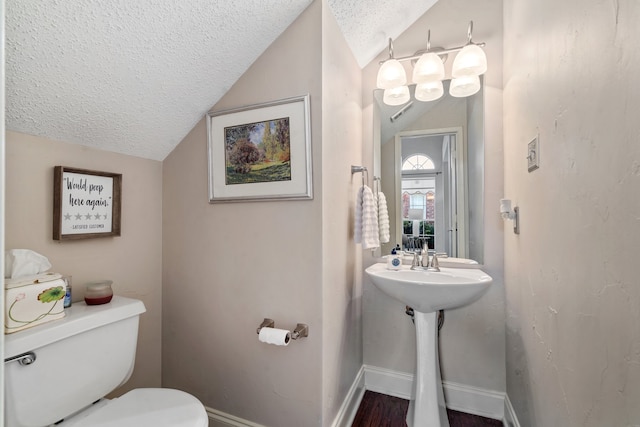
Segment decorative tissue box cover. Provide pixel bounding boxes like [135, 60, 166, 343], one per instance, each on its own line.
[5, 273, 66, 334]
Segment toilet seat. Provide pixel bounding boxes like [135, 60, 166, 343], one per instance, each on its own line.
[65, 388, 208, 427]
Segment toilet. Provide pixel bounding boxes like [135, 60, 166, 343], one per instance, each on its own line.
[4, 296, 208, 427]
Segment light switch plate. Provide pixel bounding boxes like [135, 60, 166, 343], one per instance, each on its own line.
[527, 136, 539, 172]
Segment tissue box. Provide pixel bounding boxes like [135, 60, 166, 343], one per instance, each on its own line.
[5, 273, 66, 334]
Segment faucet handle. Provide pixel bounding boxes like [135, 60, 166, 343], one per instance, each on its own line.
[431, 253, 440, 270]
[411, 252, 420, 269]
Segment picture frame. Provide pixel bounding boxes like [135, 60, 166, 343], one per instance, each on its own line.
[53, 166, 122, 241]
[206, 94, 312, 202]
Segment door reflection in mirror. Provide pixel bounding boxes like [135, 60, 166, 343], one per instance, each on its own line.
[398, 129, 465, 258]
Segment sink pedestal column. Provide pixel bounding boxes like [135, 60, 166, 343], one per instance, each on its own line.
[406, 310, 449, 427]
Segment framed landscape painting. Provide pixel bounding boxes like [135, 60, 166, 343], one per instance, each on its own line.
[206, 95, 312, 202]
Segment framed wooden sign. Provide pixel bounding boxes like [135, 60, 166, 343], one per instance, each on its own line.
[53, 166, 122, 241]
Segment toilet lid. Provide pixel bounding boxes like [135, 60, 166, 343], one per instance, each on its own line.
[74, 388, 208, 427]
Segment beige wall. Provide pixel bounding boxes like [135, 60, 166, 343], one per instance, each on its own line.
[4, 131, 163, 393]
[320, 2, 364, 424]
[162, 1, 362, 426]
[504, 1, 640, 425]
[362, 0, 506, 394]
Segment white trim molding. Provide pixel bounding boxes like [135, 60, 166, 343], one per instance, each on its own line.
[204, 365, 521, 427]
[503, 393, 521, 427]
[364, 364, 414, 399]
[205, 366, 366, 427]
[443, 380, 505, 421]
[330, 365, 366, 427]
[206, 407, 267, 427]
[363, 364, 509, 424]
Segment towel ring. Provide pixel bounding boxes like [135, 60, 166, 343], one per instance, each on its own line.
[373, 176, 381, 194]
[351, 165, 368, 187]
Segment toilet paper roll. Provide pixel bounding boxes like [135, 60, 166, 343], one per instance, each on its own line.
[499, 199, 511, 213]
[259, 327, 291, 346]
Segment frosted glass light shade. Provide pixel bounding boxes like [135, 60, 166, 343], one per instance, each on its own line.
[449, 75, 481, 97]
[412, 52, 445, 84]
[383, 86, 410, 106]
[451, 44, 487, 77]
[377, 59, 407, 89]
[415, 81, 444, 102]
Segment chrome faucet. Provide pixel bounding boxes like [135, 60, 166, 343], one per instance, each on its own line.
[410, 251, 421, 270]
[429, 252, 440, 272]
[421, 246, 429, 269]
[410, 249, 441, 272]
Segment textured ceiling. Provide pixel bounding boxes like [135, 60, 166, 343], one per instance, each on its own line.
[6, 0, 435, 161]
[327, 0, 438, 68]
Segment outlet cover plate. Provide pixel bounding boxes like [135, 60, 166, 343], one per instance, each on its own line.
[527, 136, 540, 172]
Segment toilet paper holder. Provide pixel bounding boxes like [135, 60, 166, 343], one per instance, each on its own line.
[256, 318, 309, 340]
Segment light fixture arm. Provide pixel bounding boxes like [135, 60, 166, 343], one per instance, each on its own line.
[379, 41, 486, 65]
[378, 21, 485, 65]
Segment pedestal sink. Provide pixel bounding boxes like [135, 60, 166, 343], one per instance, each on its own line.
[365, 263, 493, 427]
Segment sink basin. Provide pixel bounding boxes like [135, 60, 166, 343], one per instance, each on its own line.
[365, 263, 492, 313]
[435, 257, 480, 269]
[365, 262, 493, 427]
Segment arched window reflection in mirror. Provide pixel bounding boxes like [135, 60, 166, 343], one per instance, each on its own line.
[402, 154, 435, 171]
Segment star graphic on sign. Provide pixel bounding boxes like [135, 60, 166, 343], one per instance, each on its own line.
[85, 213, 92, 220]
[94, 213, 101, 220]
[64, 213, 72, 220]
[75, 213, 82, 220]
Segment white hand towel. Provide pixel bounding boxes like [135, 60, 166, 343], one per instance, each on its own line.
[361, 185, 380, 250]
[377, 191, 390, 243]
[354, 187, 364, 244]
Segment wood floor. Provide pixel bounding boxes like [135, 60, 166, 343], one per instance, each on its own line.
[351, 391, 503, 427]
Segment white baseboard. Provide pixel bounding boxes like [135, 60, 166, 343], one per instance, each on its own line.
[443, 380, 505, 421]
[363, 364, 506, 422]
[204, 365, 521, 427]
[205, 366, 366, 427]
[205, 407, 266, 427]
[330, 365, 366, 427]
[503, 393, 521, 427]
[363, 364, 414, 399]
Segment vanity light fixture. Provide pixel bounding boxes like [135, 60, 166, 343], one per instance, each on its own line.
[449, 75, 481, 98]
[377, 39, 407, 89]
[376, 21, 487, 106]
[451, 22, 487, 78]
[412, 30, 445, 84]
[415, 80, 444, 102]
[383, 85, 411, 106]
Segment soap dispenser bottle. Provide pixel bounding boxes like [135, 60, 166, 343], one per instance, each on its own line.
[387, 246, 402, 270]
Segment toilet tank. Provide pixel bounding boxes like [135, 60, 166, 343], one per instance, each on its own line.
[4, 296, 146, 427]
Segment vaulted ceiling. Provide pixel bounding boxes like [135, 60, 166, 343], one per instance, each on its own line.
[6, 0, 437, 160]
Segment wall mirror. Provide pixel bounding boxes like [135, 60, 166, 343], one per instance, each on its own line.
[373, 80, 484, 263]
